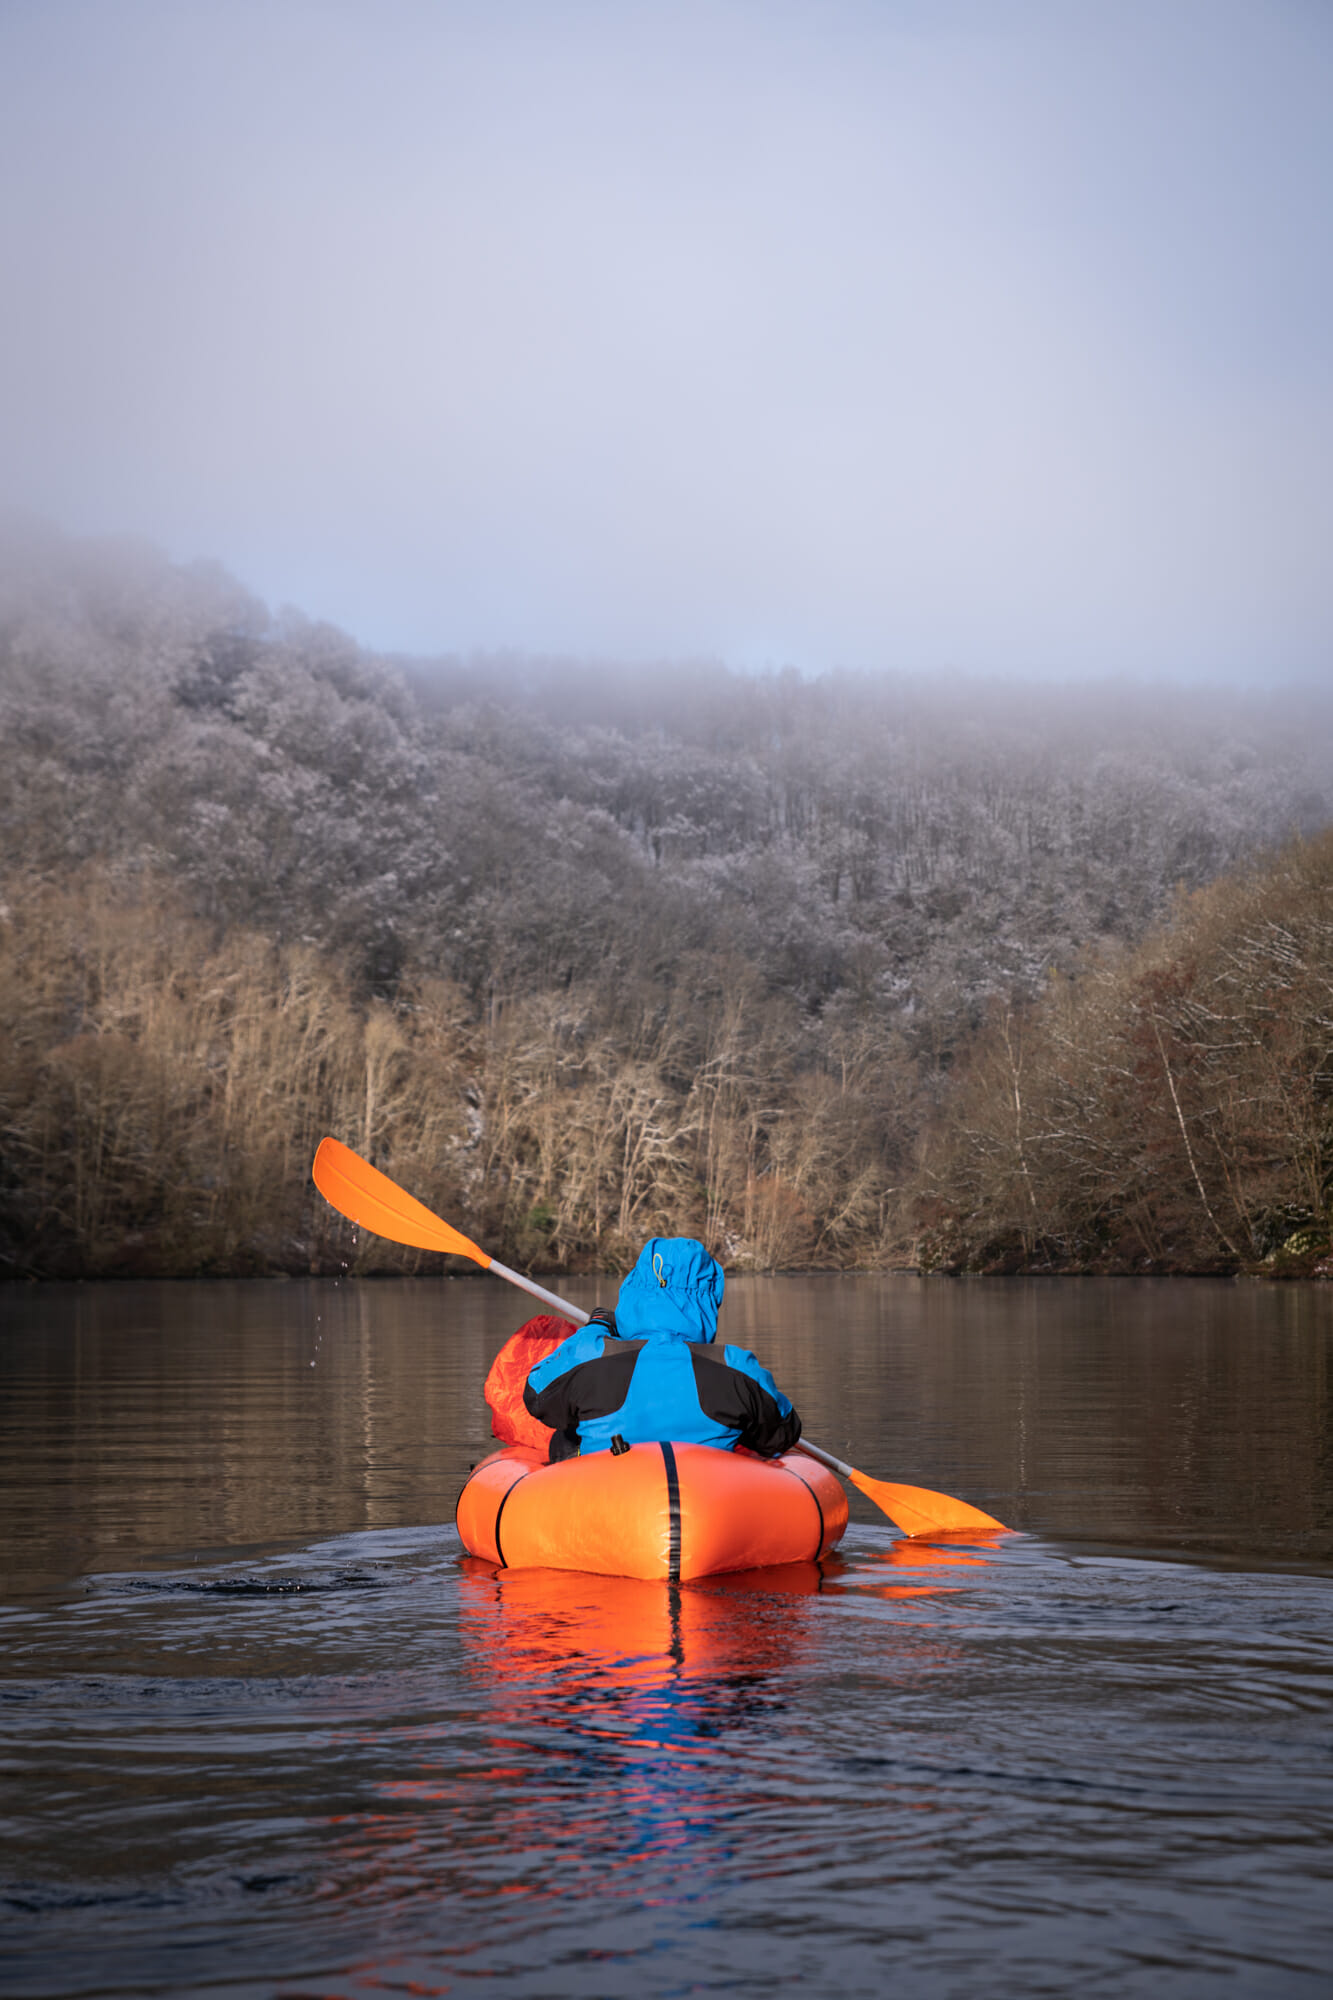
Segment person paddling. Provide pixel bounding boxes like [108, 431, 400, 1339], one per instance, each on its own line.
[523, 1237, 801, 1463]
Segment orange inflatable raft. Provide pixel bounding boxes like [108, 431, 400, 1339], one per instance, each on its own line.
[460, 1313, 848, 1581]
[456, 1440, 848, 1582]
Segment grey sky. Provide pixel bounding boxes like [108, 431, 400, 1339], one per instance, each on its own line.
[1, 0, 1330, 678]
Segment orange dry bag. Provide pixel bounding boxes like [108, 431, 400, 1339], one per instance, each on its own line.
[483, 1315, 576, 1451]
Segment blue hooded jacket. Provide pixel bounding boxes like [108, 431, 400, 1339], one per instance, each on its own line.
[615, 1236, 723, 1342]
[523, 1237, 798, 1458]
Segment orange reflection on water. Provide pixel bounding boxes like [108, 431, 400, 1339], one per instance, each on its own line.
[317, 1535, 1004, 1989]
[877, 1537, 994, 1568]
[455, 1557, 819, 1697]
[451, 1532, 1004, 1698]
[452, 1533, 1006, 1682]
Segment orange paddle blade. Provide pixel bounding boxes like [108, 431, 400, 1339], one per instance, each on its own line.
[312, 1137, 491, 1266]
[849, 1470, 1009, 1538]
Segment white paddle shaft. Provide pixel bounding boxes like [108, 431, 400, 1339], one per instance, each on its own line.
[791, 1438, 854, 1478]
[488, 1258, 590, 1325]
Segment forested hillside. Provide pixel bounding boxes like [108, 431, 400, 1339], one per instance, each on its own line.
[2, 522, 1330, 1277]
[918, 830, 1333, 1275]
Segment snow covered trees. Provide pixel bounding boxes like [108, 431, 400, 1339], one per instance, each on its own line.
[917, 833, 1333, 1272]
[2, 523, 1331, 1274]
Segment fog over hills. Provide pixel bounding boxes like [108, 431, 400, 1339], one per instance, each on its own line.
[2, 524, 1331, 1275]
[5, 523, 1330, 1016]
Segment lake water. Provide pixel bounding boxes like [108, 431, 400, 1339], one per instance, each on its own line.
[1, 1274, 1330, 1997]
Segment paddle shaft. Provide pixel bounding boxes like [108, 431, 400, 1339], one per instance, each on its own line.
[490, 1258, 591, 1326]
[789, 1438, 855, 1480]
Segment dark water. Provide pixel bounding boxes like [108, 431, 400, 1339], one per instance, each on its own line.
[1, 1275, 1330, 1998]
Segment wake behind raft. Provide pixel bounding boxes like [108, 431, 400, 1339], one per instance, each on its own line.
[456, 1316, 849, 1582]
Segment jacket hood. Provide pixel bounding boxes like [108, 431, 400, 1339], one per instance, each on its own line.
[615, 1237, 724, 1343]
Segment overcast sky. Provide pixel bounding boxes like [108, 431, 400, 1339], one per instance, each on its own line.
[1, 0, 1330, 679]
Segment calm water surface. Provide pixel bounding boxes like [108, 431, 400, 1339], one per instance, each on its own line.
[1, 1275, 1330, 1997]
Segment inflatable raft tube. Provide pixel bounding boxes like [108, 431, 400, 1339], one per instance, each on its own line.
[456, 1440, 848, 1582]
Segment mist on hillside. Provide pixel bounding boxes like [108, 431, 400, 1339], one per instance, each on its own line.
[2, 524, 1332, 1278]
[4, 522, 1331, 1019]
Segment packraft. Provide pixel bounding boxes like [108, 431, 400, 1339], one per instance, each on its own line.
[456, 1437, 847, 1582]
[461, 1314, 846, 1581]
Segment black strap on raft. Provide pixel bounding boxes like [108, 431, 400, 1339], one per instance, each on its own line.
[658, 1441, 682, 1583]
[492, 1467, 534, 1568]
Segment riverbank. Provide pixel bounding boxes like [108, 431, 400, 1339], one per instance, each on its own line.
[3, 837, 1330, 1283]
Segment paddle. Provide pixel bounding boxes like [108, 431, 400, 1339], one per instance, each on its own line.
[311, 1136, 1009, 1538]
[312, 1135, 580, 1321]
[791, 1439, 1007, 1536]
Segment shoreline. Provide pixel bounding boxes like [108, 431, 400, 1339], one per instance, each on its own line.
[4, 1260, 1328, 1286]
